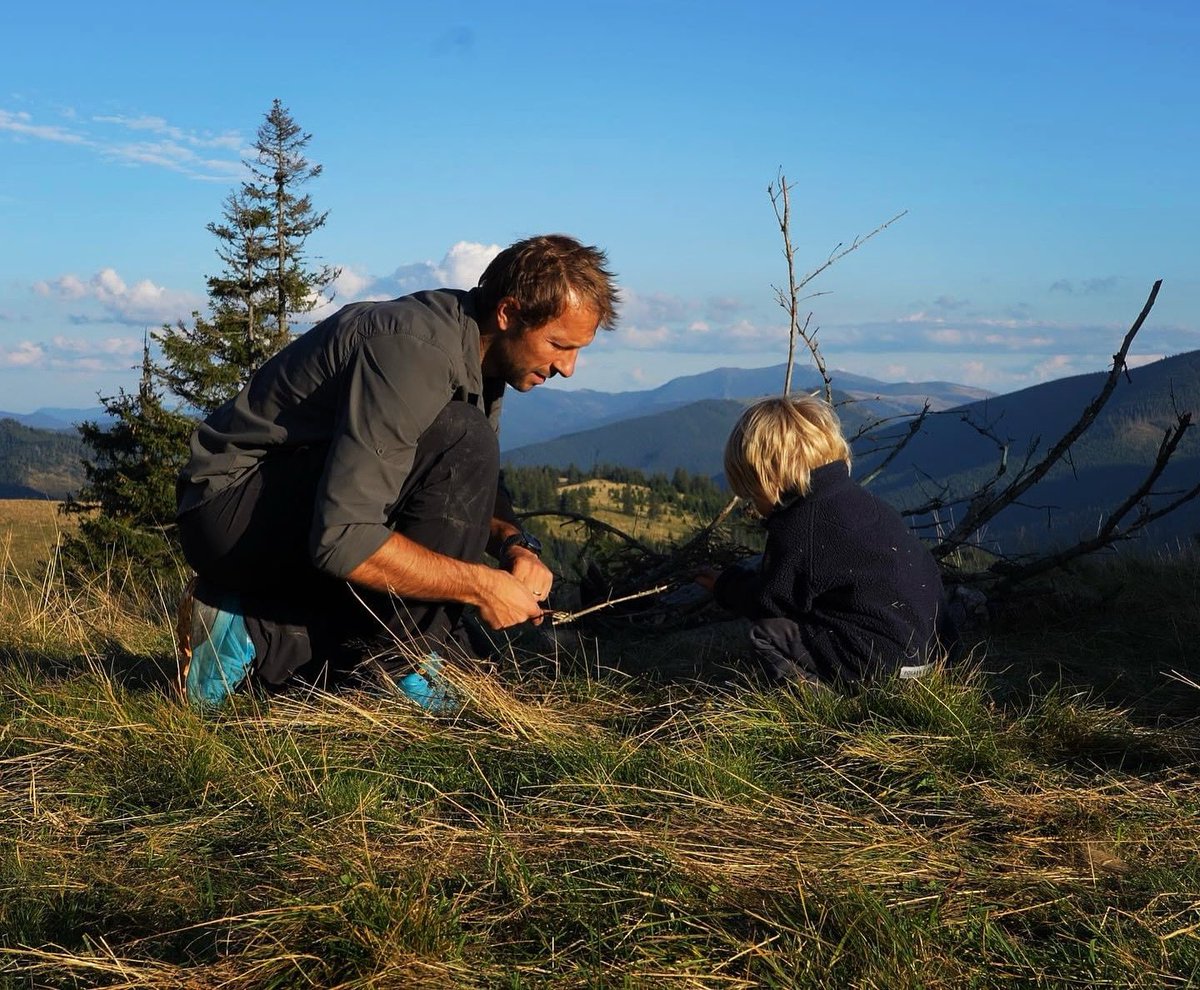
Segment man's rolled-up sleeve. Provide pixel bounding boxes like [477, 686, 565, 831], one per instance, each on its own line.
[310, 332, 452, 578]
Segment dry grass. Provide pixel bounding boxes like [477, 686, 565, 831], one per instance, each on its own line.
[0, 554, 1198, 987]
[0, 499, 79, 577]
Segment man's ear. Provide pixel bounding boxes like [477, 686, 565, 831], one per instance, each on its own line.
[495, 296, 521, 332]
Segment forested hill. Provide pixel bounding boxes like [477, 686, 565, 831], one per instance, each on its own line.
[0, 419, 85, 499]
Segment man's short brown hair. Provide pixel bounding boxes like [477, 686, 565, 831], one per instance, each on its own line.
[476, 234, 619, 330]
[724, 395, 853, 508]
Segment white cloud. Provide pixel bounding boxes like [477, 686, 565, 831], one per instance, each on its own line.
[32, 268, 201, 325]
[51, 335, 141, 356]
[0, 106, 246, 181]
[304, 242, 504, 323]
[438, 241, 501, 287]
[1032, 354, 1077, 380]
[0, 341, 45, 367]
[0, 335, 142, 372]
[1125, 353, 1165, 369]
[0, 109, 88, 145]
[92, 114, 243, 151]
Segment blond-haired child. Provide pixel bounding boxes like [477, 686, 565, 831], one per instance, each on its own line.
[699, 395, 946, 690]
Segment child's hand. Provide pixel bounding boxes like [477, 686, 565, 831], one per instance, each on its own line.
[693, 567, 721, 592]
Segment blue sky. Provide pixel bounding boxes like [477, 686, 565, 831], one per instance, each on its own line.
[2, 0, 1197, 411]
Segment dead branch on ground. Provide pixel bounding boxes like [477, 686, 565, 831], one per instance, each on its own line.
[932, 280, 1163, 559]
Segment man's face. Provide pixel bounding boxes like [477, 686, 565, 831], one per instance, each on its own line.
[488, 297, 599, 392]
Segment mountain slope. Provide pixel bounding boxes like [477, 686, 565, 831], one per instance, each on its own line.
[502, 399, 750, 476]
[859, 351, 1200, 549]
[502, 392, 886, 477]
[504, 351, 1200, 552]
[499, 364, 992, 450]
[0, 419, 86, 499]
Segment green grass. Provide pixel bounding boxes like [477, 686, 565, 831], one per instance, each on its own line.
[0, 554, 1198, 988]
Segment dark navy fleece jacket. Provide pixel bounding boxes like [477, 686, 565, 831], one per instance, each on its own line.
[714, 461, 945, 679]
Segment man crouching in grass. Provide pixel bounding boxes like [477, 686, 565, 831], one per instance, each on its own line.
[175, 235, 619, 709]
[696, 395, 948, 692]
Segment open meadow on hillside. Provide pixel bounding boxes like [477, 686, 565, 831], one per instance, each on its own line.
[0, 500, 78, 577]
[0, 522, 1198, 987]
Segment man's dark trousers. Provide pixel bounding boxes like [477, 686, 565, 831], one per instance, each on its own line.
[178, 402, 499, 687]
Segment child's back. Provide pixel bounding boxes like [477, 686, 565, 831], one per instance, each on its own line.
[711, 395, 946, 690]
[715, 459, 944, 686]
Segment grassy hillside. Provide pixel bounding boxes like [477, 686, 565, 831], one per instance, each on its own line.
[0, 500, 79, 576]
[0, 525, 1197, 985]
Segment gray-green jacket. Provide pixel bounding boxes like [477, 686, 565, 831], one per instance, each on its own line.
[177, 288, 504, 579]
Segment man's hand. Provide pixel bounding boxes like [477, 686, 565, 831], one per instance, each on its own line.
[503, 544, 554, 603]
[478, 567, 546, 629]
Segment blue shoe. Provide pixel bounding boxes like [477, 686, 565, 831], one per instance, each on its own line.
[397, 652, 459, 712]
[183, 589, 255, 707]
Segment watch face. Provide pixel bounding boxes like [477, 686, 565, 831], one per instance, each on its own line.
[521, 531, 543, 555]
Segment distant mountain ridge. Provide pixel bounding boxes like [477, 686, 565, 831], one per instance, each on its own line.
[499, 364, 992, 450]
[0, 406, 110, 432]
[502, 388, 890, 477]
[504, 351, 1200, 552]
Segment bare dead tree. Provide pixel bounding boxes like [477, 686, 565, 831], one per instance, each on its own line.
[933, 280, 1164, 558]
[989, 412, 1197, 592]
[768, 169, 906, 399]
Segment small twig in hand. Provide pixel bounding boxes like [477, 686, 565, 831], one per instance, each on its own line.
[549, 583, 673, 625]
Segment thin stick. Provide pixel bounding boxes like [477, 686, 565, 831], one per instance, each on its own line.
[549, 583, 672, 625]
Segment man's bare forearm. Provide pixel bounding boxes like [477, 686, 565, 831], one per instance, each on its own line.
[344, 530, 544, 629]
[346, 531, 491, 606]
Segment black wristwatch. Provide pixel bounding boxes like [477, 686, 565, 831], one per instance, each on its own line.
[500, 530, 543, 559]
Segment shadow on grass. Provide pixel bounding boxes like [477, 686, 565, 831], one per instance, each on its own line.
[983, 560, 1200, 725]
[0, 641, 178, 694]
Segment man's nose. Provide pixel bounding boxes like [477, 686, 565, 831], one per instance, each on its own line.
[552, 351, 579, 379]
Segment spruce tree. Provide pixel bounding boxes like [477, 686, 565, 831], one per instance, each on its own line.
[65, 100, 337, 588]
[156, 99, 338, 415]
[60, 338, 195, 585]
[247, 98, 339, 350]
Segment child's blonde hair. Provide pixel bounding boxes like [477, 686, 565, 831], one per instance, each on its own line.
[724, 395, 852, 507]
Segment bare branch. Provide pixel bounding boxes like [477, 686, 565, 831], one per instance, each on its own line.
[516, 509, 657, 556]
[858, 402, 931, 488]
[937, 279, 1163, 552]
[769, 169, 905, 401]
[795, 210, 908, 294]
[548, 583, 674, 625]
[991, 412, 1197, 592]
[768, 171, 803, 396]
